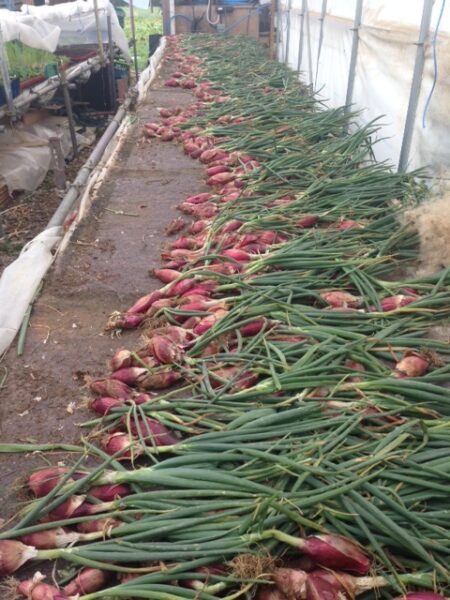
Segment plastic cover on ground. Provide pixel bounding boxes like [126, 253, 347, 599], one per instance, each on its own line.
[20, 0, 130, 60]
[279, 0, 450, 175]
[0, 227, 62, 357]
[137, 36, 166, 100]
[0, 118, 88, 194]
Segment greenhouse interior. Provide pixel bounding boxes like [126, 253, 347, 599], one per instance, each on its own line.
[0, 0, 449, 599]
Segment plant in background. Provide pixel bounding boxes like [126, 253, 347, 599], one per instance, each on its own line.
[124, 7, 162, 71]
[5, 41, 67, 82]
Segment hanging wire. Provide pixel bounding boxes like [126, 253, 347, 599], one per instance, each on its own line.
[206, 0, 220, 27]
[422, 0, 447, 127]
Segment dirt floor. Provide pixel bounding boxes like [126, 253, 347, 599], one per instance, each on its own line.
[0, 60, 206, 523]
[0, 146, 93, 273]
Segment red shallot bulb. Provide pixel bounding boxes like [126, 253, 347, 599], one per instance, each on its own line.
[0, 540, 38, 576]
[64, 567, 110, 595]
[394, 351, 430, 378]
[21, 528, 80, 549]
[90, 396, 124, 416]
[300, 534, 370, 575]
[28, 467, 70, 497]
[17, 579, 66, 600]
[320, 291, 361, 309]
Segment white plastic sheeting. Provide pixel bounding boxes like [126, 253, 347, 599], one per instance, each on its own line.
[0, 128, 52, 194]
[0, 119, 88, 194]
[21, 0, 130, 59]
[278, 0, 450, 175]
[137, 35, 165, 99]
[0, 227, 62, 356]
[1, 0, 129, 58]
[123, 0, 151, 10]
[0, 9, 60, 52]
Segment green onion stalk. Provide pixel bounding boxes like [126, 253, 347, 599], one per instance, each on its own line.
[1, 34, 449, 600]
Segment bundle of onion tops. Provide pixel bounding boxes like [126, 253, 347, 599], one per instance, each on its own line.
[0, 34, 449, 600]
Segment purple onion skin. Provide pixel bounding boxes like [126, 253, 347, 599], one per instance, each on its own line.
[130, 417, 179, 446]
[305, 573, 340, 600]
[302, 534, 370, 575]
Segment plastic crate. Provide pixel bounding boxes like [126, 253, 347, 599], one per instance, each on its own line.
[0, 78, 20, 107]
[114, 64, 129, 80]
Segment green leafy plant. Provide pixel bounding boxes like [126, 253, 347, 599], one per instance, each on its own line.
[124, 7, 162, 71]
[4, 40, 67, 82]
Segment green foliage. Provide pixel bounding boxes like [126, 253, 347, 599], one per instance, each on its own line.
[4, 40, 67, 81]
[124, 7, 162, 71]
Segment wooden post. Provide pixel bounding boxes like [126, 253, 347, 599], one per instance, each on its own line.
[93, 0, 106, 64]
[107, 15, 117, 110]
[129, 0, 139, 79]
[59, 67, 79, 158]
[162, 0, 171, 35]
[49, 137, 66, 190]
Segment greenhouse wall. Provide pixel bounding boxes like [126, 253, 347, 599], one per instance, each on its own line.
[276, 0, 450, 177]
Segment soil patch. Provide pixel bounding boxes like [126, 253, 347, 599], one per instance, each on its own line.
[0, 146, 92, 272]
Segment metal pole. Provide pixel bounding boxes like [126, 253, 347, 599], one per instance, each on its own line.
[278, 0, 285, 63]
[107, 15, 117, 111]
[129, 0, 139, 79]
[284, 0, 292, 65]
[398, 0, 434, 172]
[297, 0, 306, 73]
[59, 67, 79, 158]
[305, 0, 313, 86]
[314, 0, 327, 87]
[93, 0, 106, 64]
[275, 0, 281, 61]
[344, 0, 363, 116]
[0, 25, 15, 117]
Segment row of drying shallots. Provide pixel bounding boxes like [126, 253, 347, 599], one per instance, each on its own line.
[1, 34, 449, 600]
